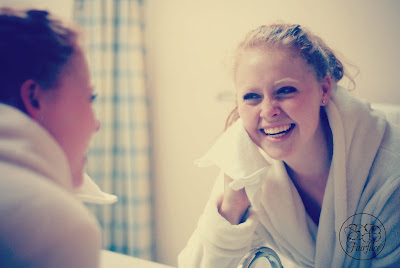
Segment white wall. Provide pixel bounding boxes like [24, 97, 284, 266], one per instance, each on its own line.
[145, 0, 400, 266]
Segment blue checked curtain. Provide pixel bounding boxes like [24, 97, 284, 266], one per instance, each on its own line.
[73, 0, 153, 260]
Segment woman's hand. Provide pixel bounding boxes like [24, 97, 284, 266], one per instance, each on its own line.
[218, 174, 251, 225]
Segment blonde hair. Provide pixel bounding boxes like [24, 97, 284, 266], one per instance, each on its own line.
[225, 23, 355, 130]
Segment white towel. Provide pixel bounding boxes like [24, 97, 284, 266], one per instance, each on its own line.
[0, 104, 117, 205]
[74, 173, 118, 204]
[195, 118, 272, 209]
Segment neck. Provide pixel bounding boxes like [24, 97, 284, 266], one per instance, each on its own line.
[285, 109, 333, 187]
[284, 109, 333, 223]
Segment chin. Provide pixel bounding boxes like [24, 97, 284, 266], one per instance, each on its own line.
[71, 168, 85, 188]
[261, 146, 294, 162]
[69, 157, 87, 188]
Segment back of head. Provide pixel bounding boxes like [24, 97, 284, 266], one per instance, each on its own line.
[0, 7, 78, 113]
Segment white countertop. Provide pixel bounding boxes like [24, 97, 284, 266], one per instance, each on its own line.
[100, 250, 174, 268]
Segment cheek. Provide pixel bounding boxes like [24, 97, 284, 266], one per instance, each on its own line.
[66, 106, 95, 150]
[238, 104, 260, 136]
[80, 104, 97, 129]
[286, 94, 319, 118]
[238, 104, 251, 123]
[238, 101, 258, 118]
[293, 103, 321, 134]
[88, 108, 99, 134]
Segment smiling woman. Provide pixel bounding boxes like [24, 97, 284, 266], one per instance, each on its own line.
[178, 23, 400, 268]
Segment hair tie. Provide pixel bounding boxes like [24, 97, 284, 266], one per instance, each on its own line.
[27, 10, 49, 22]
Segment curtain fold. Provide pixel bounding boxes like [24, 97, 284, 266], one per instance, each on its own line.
[74, 0, 153, 260]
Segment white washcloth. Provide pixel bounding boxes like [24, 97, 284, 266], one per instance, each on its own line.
[195, 118, 272, 208]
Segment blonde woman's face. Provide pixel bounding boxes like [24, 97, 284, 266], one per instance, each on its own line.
[38, 47, 100, 188]
[235, 48, 329, 163]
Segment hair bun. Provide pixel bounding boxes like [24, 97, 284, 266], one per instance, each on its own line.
[27, 10, 49, 22]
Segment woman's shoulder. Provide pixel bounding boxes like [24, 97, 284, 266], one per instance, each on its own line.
[0, 168, 101, 266]
[358, 122, 400, 209]
[0, 166, 100, 230]
[378, 121, 400, 160]
[360, 123, 400, 211]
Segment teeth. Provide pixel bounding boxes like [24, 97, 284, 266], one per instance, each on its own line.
[263, 124, 292, 135]
[270, 132, 286, 138]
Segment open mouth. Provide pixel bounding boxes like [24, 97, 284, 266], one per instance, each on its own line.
[260, 123, 295, 138]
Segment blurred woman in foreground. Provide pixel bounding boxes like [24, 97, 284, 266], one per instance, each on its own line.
[0, 7, 107, 267]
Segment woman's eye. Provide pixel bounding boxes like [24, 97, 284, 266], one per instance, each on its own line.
[90, 93, 98, 102]
[276, 86, 296, 95]
[243, 93, 261, 100]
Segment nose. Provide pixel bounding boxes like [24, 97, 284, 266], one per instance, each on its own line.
[259, 99, 281, 119]
[95, 119, 101, 132]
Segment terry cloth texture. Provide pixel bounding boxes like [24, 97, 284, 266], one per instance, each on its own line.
[0, 103, 113, 267]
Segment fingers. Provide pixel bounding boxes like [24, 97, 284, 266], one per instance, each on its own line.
[219, 174, 251, 225]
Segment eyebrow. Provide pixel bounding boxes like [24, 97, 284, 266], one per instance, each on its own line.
[273, 78, 299, 86]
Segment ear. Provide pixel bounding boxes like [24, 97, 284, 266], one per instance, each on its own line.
[20, 79, 42, 121]
[320, 74, 332, 106]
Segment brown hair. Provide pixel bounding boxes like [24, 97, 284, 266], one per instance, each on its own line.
[225, 23, 354, 130]
[0, 7, 79, 113]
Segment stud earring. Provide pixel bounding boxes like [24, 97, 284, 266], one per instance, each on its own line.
[321, 99, 326, 104]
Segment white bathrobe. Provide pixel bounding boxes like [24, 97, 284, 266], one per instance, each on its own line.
[0, 104, 115, 267]
[178, 86, 400, 268]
